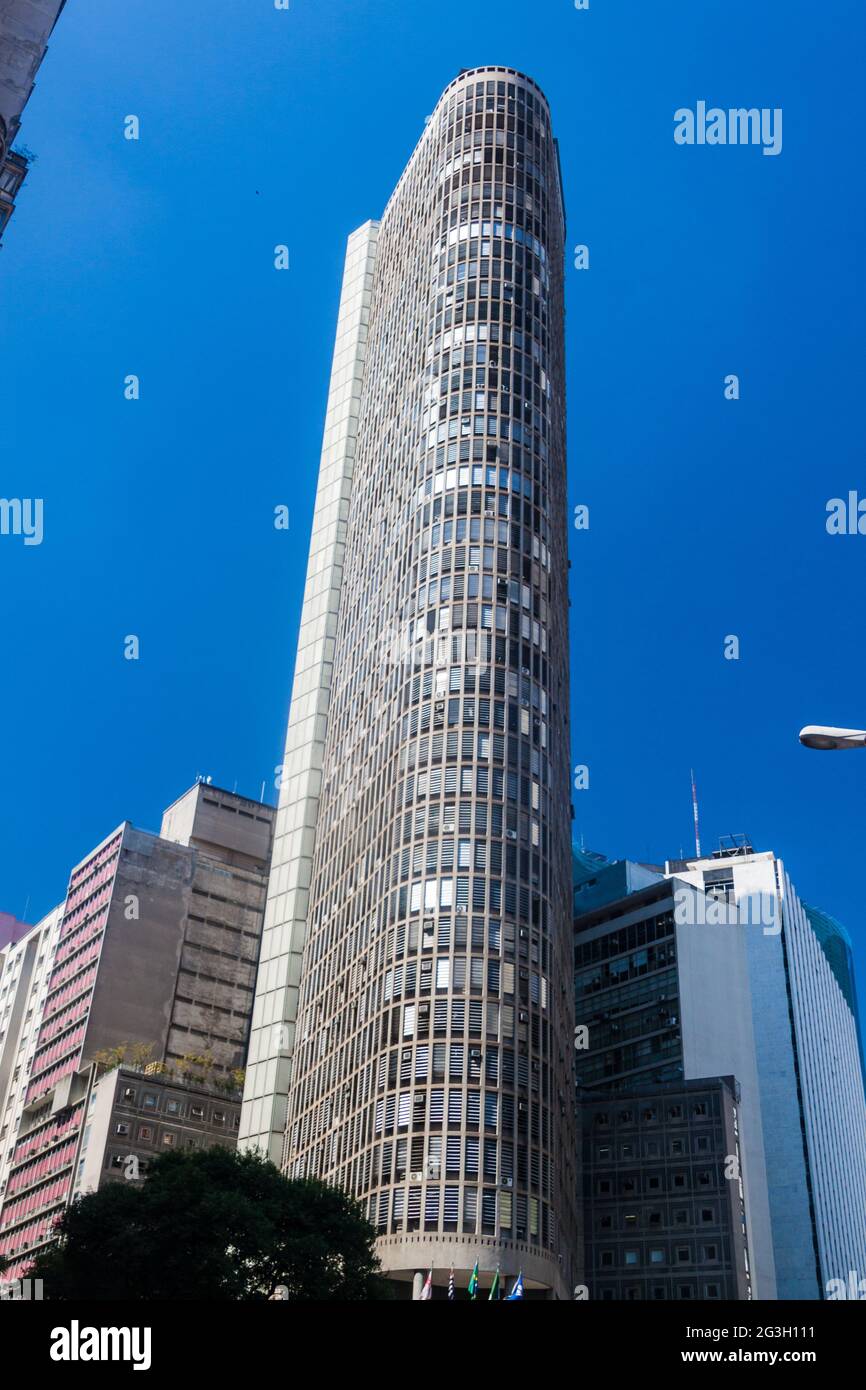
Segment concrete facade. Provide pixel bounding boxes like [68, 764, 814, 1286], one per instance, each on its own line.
[74, 1064, 242, 1201]
[241, 221, 380, 1165]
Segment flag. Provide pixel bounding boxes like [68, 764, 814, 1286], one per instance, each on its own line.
[419, 1267, 433, 1301]
[505, 1271, 524, 1301]
[468, 1260, 479, 1299]
[448, 1266, 455, 1301]
[488, 1267, 500, 1301]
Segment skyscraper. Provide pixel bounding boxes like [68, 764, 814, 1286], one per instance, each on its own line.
[0, 0, 67, 243]
[242, 66, 576, 1296]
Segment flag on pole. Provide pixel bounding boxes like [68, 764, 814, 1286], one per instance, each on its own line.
[505, 1271, 525, 1301]
[468, 1260, 479, 1299]
[488, 1267, 501, 1301]
[448, 1266, 455, 1301]
[419, 1267, 433, 1301]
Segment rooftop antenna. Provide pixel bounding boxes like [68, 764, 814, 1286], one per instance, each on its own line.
[690, 769, 702, 858]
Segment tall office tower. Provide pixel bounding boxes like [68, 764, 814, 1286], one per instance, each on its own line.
[242, 66, 576, 1296]
[0, 1, 67, 243]
[0, 783, 274, 1280]
[666, 843, 866, 1300]
[573, 862, 776, 1299]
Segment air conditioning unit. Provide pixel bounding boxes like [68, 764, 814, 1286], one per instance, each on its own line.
[502, 1176, 513, 1188]
[506, 829, 518, 840]
[409, 1171, 425, 1183]
[456, 906, 468, 915]
[484, 508, 494, 518]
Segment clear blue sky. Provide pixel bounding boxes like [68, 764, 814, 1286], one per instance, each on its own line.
[1, 1, 864, 1000]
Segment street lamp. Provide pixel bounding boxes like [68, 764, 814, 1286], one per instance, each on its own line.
[799, 725, 866, 751]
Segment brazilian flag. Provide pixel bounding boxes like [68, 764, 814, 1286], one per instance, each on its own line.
[468, 1261, 479, 1299]
[488, 1267, 501, 1301]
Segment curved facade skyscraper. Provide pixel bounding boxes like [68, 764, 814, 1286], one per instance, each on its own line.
[241, 65, 576, 1297]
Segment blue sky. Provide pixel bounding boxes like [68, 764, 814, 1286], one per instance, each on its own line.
[1, 0, 864, 998]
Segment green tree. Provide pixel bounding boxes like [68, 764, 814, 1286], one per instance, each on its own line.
[28, 1147, 390, 1301]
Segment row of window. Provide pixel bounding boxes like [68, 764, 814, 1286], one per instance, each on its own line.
[595, 1170, 722, 1197]
[596, 1205, 722, 1232]
[591, 1100, 716, 1126]
[118, 1088, 238, 1126]
[593, 1135, 717, 1161]
[597, 1242, 723, 1270]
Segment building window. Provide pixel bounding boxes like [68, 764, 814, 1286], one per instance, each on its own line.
[138, 1126, 153, 1141]
[142, 1093, 158, 1111]
[162, 1132, 176, 1147]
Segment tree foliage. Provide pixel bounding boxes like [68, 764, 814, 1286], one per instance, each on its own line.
[29, 1147, 390, 1301]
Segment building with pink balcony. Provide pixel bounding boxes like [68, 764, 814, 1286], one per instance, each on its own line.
[0, 782, 274, 1279]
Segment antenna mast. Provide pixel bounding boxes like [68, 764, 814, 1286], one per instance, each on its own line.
[690, 769, 702, 858]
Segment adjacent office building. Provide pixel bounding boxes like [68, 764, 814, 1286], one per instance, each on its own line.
[0, 783, 274, 1279]
[574, 840, 866, 1300]
[242, 66, 576, 1296]
[667, 843, 866, 1300]
[0, 0, 67, 242]
[0, 903, 65, 1207]
[583, 1076, 751, 1301]
[574, 857, 773, 1298]
[73, 1063, 243, 1200]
